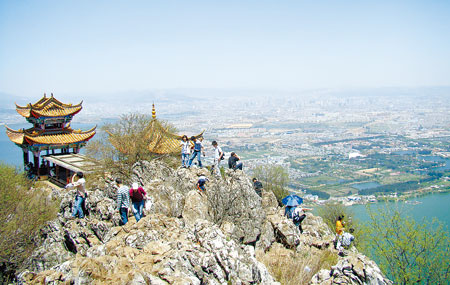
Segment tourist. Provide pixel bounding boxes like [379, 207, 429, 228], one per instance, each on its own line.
[129, 182, 147, 222]
[188, 136, 204, 168]
[292, 205, 312, 233]
[70, 172, 86, 219]
[334, 215, 345, 249]
[197, 174, 209, 193]
[336, 215, 345, 235]
[339, 228, 355, 250]
[228, 152, 243, 170]
[180, 135, 190, 168]
[115, 178, 130, 225]
[284, 205, 295, 219]
[212, 140, 224, 176]
[252, 178, 263, 197]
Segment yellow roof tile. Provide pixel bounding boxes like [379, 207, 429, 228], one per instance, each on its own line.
[15, 94, 82, 118]
[5, 126, 96, 146]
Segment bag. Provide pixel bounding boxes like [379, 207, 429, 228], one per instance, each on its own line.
[219, 151, 225, 160]
[145, 196, 153, 212]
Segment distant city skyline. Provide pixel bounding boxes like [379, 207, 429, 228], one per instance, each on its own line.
[1, 0, 450, 97]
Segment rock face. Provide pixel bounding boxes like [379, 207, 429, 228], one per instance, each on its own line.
[19, 160, 391, 284]
[20, 215, 277, 284]
[311, 254, 393, 285]
[132, 161, 265, 244]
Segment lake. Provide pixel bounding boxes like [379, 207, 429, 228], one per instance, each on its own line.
[350, 191, 450, 230]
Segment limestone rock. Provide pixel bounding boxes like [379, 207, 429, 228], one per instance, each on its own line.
[182, 190, 211, 227]
[310, 252, 392, 285]
[21, 215, 279, 284]
[18, 159, 391, 285]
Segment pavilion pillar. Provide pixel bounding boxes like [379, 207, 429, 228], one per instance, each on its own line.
[33, 151, 40, 176]
[23, 149, 29, 165]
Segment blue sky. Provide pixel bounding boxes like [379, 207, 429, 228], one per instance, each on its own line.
[1, 0, 449, 96]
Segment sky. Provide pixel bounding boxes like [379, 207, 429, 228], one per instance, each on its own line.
[1, 0, 450, 97]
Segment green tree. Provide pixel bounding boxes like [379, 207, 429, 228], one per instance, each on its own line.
[0, 164, 59, 281]
[361, 205, 450, 284]
[316, 202, 363, 247]
[253, 165, 289, 204]
[86, 113, 179, 178]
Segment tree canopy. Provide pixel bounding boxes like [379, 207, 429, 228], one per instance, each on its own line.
[361, 205, 450, 284]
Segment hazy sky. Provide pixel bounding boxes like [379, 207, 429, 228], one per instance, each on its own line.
[1, 0, 449, 96]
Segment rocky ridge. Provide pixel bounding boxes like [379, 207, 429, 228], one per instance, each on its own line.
[19, 160, 391, 284]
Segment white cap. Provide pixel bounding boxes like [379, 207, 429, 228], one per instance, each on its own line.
[132, 182, 139, 189]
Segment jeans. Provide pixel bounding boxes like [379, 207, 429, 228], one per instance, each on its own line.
[72, 195, 85, 218]
[188, 151, 202, 167]
[132, 200, 145, 222]
[181, 153, 190, 167]
[235, 162, 243, 170]
[120, 207, 128, 225]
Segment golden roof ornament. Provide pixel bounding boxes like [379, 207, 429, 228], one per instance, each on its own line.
[152, 103, 156, 119]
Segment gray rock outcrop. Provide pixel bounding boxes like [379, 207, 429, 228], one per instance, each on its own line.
[18, 160, 391, 284]
[311, 254, 393, 285]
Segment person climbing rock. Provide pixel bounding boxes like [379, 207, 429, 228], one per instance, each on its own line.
[129, 182, 147, 222]
[114, 178, 130, 225]
[68, 172, 86, 219]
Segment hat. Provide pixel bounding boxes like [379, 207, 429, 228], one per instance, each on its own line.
[132, 182, 139, 189]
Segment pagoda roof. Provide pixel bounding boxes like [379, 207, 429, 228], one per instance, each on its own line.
[108, 118, 204, 155]
[15, 93, 83, 118]
[146, 119, 204, 154]
[5, 125, 96, 146]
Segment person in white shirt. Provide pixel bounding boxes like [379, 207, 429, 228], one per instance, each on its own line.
[338, 228, 355, 252]
[292, 205, 312, 233]
[180, 135, 190, 168]
[69, 172, 86, 219]
[212, 140, 224, 176]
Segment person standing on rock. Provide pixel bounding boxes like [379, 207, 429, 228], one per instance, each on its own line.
[188, 136, 204, 168]
[69, 172, 86, 219]
[252, 178, 263, 197]
[228, 152, 243, 170]
[334, 215, 345, 249]
[115, 178, 130, 225]
[129, 182, 147, 222]
[212, 140, 224, 176]
[180, 135, 190, 168]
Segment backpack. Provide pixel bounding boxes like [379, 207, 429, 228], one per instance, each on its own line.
[219, 151, 225, 160]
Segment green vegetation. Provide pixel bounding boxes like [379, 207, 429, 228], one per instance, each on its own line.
[0, 164, 59, 281]
[316, 202, 362, 247]
[253, 165, 289, 204]
[361, 205, 450, 284]
[256, 246, 337, 285]
[86, 113, 179, 178]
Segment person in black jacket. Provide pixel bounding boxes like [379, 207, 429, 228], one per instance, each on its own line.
[252, 177, 263, 197]
[228, 152, 243, 170]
